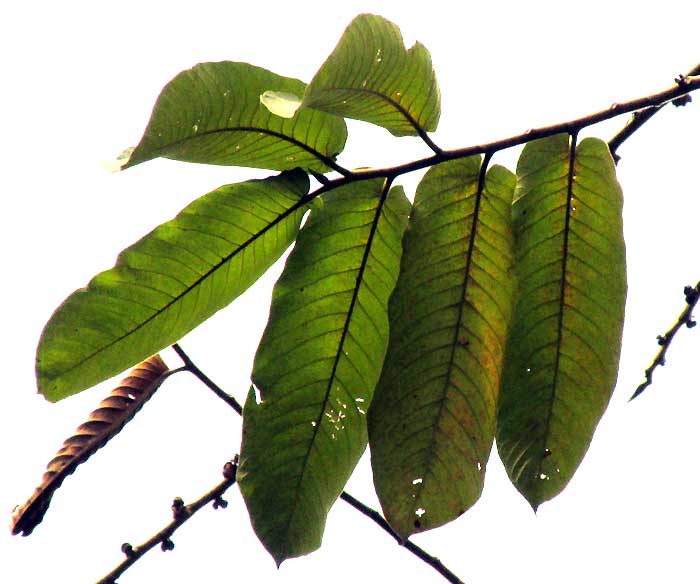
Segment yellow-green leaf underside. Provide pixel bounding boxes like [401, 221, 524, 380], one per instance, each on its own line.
[496, 135, 627, 510]
[238, 179, 410, 564]
[304, 14, 440, 137]
[37, 171, 309, 401]
[124, 62, 347, 172]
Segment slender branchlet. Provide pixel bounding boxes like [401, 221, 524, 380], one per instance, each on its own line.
[97, 458, 239, 584]
[631, 280, 700, 400]
[608, 63, 700, 160]
[325, 69, 700, 189]
[172, 343, 243, 414]
[167, 345, 466, 584]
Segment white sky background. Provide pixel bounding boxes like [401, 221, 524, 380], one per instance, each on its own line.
[2, 1, 699, 583]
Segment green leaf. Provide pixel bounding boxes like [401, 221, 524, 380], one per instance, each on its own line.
[37, 170, 310, 402]
[368, 158, 516, 539]
[496, 135, 626, 510]
[237, 179, 410, 565]
[123, 62, 347, 172]
[304, 14, 440, 138]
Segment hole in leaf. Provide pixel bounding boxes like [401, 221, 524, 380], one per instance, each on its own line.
[412, 478, 423, 485]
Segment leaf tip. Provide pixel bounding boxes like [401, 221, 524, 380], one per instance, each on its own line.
[106, 146, 136, 172]
[97, 146, 135, 173]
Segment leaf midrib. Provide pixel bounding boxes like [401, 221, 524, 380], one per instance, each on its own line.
[281, 180, 391, 541]
[411, 160, 490, 509]
[50, 184, 311, 386]
[145, 126, 338, 170]
[531, 134, 579, 498]
[309, 87, 426, 137]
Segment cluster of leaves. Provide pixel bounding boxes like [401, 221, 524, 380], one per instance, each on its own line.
[17, 13, 629, 569]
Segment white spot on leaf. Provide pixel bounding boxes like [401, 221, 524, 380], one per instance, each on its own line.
[259, 90, 302, 118]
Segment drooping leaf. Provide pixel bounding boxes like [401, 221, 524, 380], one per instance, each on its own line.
[12, 355, 170, 536]
[237, 179, 410, 565]
[496, 135, 626, 510]
[123, 62, 347, 172]
[38, 170, 309, 402]
[368, 158, 515, 539]
[304, 14, 440, 138]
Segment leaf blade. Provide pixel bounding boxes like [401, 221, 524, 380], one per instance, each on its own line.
[123, 62, 347, 172]
[496, 135, 627, 510]
[368, 158, 516, 538]
[38, 170, 309, 401]
[304, 14, 440, 137]
[237, 180, 410, 564]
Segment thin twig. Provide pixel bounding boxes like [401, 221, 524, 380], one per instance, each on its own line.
[332, 71, 700, 185]
[173, 344, 464, 584]
[608, 63, 700, 160]
[630, 280, 700, 400]
[172, 343, 243, 414]
[97, 458, 238, 584]
[340, 492, 466, 584]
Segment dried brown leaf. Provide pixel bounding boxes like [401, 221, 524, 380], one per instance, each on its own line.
[11, 354, 170, 536]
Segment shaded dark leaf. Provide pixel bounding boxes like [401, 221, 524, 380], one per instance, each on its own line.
[369, 158, 515, 538]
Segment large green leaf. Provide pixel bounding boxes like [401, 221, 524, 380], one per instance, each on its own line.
[304, 14, 440, 138]
[37, 170, 310, 402]
[237, 179, 410, 565]
[123, 62, 347, 172]
[496, 135, 626, 510]
[368, 158, 516, 539]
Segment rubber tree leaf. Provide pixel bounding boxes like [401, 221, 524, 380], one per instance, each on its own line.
[38, 170, 310, 402]
[122, 62, 347, 172]
[12, 355, 170, 536]
[496, 135, 626, 510]
[238, 179, 410, 565]
[304, 14, 440, 137]
[368, 158, 516, 539]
